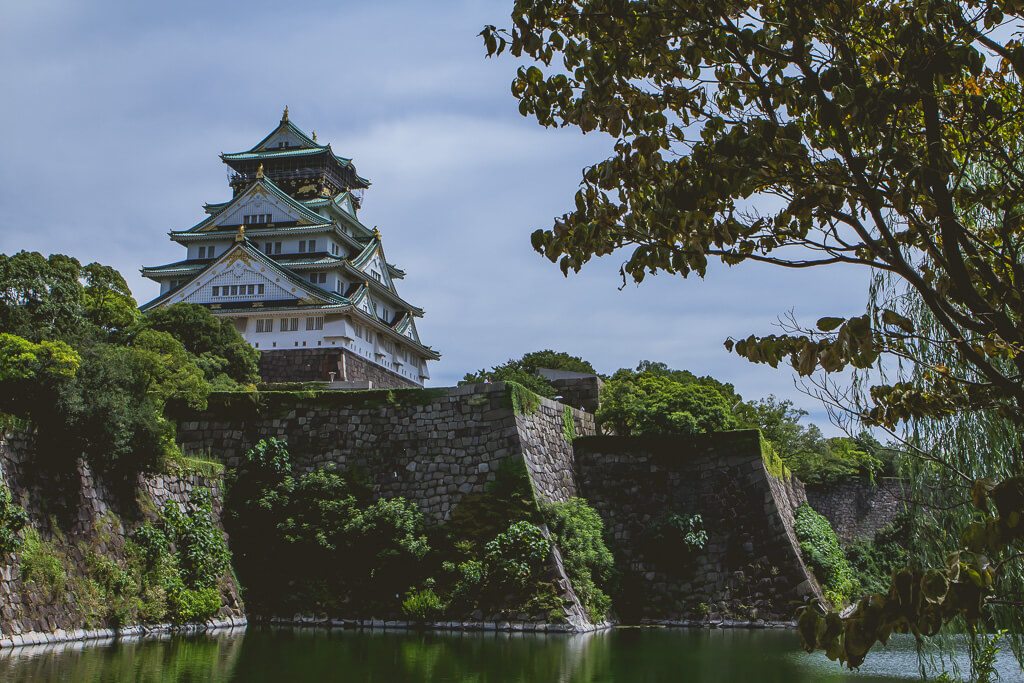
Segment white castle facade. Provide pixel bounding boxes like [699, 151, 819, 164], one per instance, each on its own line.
[140, 110, 439, 387]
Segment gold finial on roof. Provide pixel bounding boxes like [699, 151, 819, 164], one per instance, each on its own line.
[256, 163, 264, 179]
[312, 131, 317, 142]
[282, 106, 289, 122]
[365, 279, 370, 289]
[373, 226, 380, 238]
[235, 225, 246, 243]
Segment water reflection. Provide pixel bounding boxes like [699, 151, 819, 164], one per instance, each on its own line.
[0, 626, 1019, 682]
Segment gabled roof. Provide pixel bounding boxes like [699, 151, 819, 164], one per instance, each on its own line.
[171, 176, 331, 235]
[243, 111, 320, 153]
[220, 113, 370, 186]
[140, 238, 349, 312]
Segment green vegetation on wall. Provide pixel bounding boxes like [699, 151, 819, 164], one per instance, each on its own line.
[226, 439, 584, 624]
[0, 480, 27, 556]
[14, 490, 230, 629]
[561, 406, 577, 442]
[507, 382, 541, 415]
[541, 498, 614, 622]
[793, 503, 857, 607]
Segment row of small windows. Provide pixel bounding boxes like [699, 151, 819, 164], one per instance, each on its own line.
[243, 214, 272, 225]
[212, 284, 265, 296]
[298, 239, 317, 253]
[197, 246, 217, 259]
[254, 316, 324, 333]
[309, 272, 327, 284]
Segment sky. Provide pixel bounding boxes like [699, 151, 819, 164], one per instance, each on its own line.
[0, 0, 870, 432]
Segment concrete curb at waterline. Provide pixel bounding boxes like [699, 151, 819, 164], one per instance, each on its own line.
[0, 615, 247, 650]
[262, 615, 615, 634]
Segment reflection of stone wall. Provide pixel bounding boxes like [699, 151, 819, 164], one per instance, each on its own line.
[805, 480, 904, 543]
[0, 430, 244, 644]
[574, 431, 821, 624]
[257, 347, 418, 389]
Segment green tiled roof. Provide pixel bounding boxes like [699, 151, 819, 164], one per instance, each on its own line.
[172, 176, 331, 234]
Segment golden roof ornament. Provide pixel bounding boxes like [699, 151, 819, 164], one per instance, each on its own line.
[282, 106, 289, 122]
[312, 131, 317, 142]
[373, 226, 381, 239]
[235, 225, 246, 243]
[256, 163, 264, 179]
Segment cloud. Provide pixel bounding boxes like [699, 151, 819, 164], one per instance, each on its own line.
[0, 0, 871, 435]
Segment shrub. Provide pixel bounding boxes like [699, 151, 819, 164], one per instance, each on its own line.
[644, 512, 707, 568]
[542, 498, 615, 621]
[793, 503, 858, 606]
[596, 370, 738, 436]
[19, 529, 67, 600]
[484, 521, 550, 586]
[0, 480, 27, 556]
[166, 583, 222, 625]
[401, 588, 445, 622]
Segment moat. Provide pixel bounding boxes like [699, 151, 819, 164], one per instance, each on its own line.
[0, 627, 1018, 682]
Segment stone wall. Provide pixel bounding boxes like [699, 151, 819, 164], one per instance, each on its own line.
[805, 479, 905, 544]
[257, 347, 418, 389]
[175, 383, 597, 525]
[546, 376, 604, 414]
[573, 431, 821, 624]
[173, 382, 601, 630]
[0, 430, 244, 642]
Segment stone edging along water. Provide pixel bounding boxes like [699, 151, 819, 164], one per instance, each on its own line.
[0, 615, 248, 650]
[258, 616, 797, 633]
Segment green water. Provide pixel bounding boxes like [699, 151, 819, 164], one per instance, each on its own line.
[0, 627, 1019, 682]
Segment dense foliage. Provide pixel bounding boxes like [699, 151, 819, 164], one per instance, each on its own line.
[542, 498, 615, 621]
[484, 0, 1024, 666]
[132, 489, 232, 624]
[596, 364, 738, 436]
[0, 252, 257, 477]
[0, 480, 28, 556]
[462, 349, 596, 398]
[226, 441, 429, 614]
[794, 503, 858, 607]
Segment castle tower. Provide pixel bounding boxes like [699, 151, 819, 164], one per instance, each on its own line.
[140, 110, 439, 387]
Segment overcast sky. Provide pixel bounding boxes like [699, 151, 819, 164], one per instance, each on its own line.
[0, 0, 870, 432]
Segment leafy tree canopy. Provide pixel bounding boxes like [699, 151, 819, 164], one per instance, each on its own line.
[139, 303, 259, 386]
[0, 253, 255, 477]
[484, 0, 1024, 668]
[596, 364, 738, 436]
[461, 349, 595, 397]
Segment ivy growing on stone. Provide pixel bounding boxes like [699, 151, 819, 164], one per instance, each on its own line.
[0, 478, 27, 557]
[561, 406, 577, 442]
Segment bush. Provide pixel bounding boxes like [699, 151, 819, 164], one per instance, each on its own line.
[542, 498, 615, 621]
[793, 503, 858, 606]
[19, 529, 67, 600]
[166, 583, 222, 625]
[844, 514, 911, 594]
[0, 480, 27, 556]
[484, 521, 550, 586]
[401, 588, 446, 622]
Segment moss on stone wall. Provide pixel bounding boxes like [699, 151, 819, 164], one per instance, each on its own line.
[761, 438, 791, 481]
[168, 387, 451, 421]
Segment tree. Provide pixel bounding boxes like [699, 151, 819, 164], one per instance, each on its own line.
[596, 365, 738, 435]
[461, 349, 596, 397]
[484, 1, 1024, 668]
[139, 303, 259, 386]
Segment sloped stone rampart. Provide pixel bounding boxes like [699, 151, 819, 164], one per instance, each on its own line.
[805, 479, 904, 543]
[573, 431, 822, 624]
[0, 430, 244, 644]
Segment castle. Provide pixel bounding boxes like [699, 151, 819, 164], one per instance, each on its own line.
[140, 109, 439, 388]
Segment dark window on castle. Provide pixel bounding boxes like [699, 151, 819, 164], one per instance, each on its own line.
[198, 246, 206, 259]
